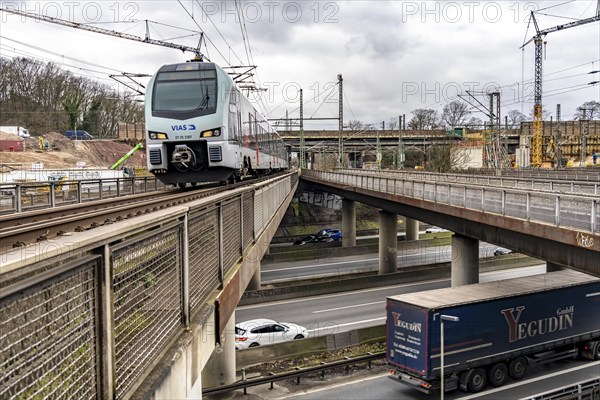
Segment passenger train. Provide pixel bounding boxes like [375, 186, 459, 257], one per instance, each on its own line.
[145, 61, 289, 187]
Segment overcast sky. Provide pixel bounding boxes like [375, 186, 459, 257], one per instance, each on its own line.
[1, 1, 599, 129]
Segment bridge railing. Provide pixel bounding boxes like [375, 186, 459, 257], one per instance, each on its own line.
[336, 168, 599, 196]
[0, 176, 168, 214]
[304, 170, 597, 234]
[0, 174, 293, 400]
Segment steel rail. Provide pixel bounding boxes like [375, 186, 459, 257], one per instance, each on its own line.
[0, 174, 287, 251]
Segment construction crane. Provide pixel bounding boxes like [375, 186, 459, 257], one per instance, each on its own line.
[0, 6, 206, 61]
[521, 3, 600, 167]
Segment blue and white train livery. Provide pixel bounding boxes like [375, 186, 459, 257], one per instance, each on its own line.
[145, 61, 288, 187]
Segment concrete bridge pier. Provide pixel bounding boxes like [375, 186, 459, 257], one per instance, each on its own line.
[379, 210, 397, 274]
[451, 234, 479, 286]
[405, 218, 419, 241]
[201, 311, 236, 394]
[342, 198, 356, 247]
[247, 264, 261, 291]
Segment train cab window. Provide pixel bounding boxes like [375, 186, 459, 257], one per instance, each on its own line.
[152, 68, 217, 118]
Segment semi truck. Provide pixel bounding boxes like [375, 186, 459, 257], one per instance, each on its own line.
[386, 270, 600, 394]
[0, 126, 30, 138]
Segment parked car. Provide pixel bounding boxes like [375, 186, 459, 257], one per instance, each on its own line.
[316, 228, 342, 241]
[425, 226, 448, 233]
[65, 130, 93, 140]
[494, 246, 513, 256]
[235, 318, 308, 350]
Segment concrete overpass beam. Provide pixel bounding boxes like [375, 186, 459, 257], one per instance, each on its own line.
[201, 311, 236, 390]
[451, 234, 479, 286]
[342, 198, 356, 247]
[379, 210, 397, 274]
[405, 218, 419, 241]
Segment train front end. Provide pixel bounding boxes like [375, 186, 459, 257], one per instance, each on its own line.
[145, 62, 235, 186]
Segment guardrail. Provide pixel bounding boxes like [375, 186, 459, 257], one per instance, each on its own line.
[203, 352, 385, 396]
[521, 377, 600, 400]
[303, 170, 598, 234]
[468, 168, 600, 182]
[335, 169, 599, 196]
[0, 175, 293, 400]
[0, 176, 167, 213]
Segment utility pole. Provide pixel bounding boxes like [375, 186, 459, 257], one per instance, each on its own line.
[338, 74, 344, 168]
[397, 115, 405, 170]
[580, 109, 589, 167]
[300, 89, 305, 169]
[377, 121, 383, 169]
[556, 104, 562, 168]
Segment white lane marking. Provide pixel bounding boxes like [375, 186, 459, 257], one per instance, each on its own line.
[262, 257, 380, 273]
[236, 280, 445, 310]
[279, 372, 389, 399]
[238, 265, 544, 311]
[313, 301, 386, 314]
[306, 317, 386, 333]
[456, 361, 600, 400]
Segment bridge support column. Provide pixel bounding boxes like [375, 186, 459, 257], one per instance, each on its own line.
[247, 263, 261, 291]
[342, 199, 356, 247]
[379, 210, 397, 274]
[546, 262, 564, 272]
[405, 218, 419, 241]
[451, 235, 479, 286]
[201, 311, 236, 392]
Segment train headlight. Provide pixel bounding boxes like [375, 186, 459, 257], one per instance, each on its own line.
[201, 128, 221, 137]
[149, 132, 168, 140]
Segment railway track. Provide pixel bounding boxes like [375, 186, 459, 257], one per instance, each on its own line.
[0, 175, 285, 253]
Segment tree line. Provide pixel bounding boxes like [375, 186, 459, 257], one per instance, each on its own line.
[346, 100, 600, 133]
[0, 57, 144, 137]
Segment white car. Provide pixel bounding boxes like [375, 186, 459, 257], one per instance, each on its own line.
[494, 247, 513, 256]
[425, 226, 448, 233]
[235, 318, 308, 350]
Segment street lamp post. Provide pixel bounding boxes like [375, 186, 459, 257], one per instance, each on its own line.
[440, 314, 459, 400]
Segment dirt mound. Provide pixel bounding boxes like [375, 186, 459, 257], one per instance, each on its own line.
[0, 131, 23, 140]
[0, 133, 145, 169]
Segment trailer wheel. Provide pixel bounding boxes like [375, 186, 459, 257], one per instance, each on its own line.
[487, 363, 508, 387]
[467, 368, 487, 393]
[508, 357, 527, 380]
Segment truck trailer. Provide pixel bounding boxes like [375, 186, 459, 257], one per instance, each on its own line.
[386, 270, 600, 394]
[0, 126, 30, 138]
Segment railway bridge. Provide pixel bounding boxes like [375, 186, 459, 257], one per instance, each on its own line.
[0, 168, 598, 399]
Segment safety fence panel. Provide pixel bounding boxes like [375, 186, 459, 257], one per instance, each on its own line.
[188, 208, 221, 314]
[222, 199, 242, 277]
[243, 193, 254, 248]
[0, 258, 99, 400]
[112, 224, 183, 399]
[304, 170, 596, 233]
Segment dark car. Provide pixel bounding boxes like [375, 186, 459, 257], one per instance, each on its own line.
[293, 235, 319, 245]
[316, 228, 342, 241]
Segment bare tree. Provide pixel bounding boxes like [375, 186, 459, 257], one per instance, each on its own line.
[466, 117, 483, 130]
[427, 141, 469, 172]
[506, 109, 527, 129]
[387, 117, 399, 130]
[574, 101, 600, 120]
[408, 109, 439, 130]
[441, 100, 471, 129]
[346, 120, 365, 130]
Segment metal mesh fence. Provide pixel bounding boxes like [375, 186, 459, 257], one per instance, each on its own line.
[529, 194, 555, 225]
[243, 193, 254, 248]
[0, 260, 99, 400]
[188, 210, 220, 313]
[484, 190, 503, 214]
[222, 199, 241, 276]
[505, 192, 528, 219]
[560, 199, 592, 231]
[112, 226, 182, 399]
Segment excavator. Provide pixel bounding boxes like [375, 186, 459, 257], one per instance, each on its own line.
[110, 143, 144, 177]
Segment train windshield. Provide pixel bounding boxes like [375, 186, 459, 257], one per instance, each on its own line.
[153, 69, 217, 114]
